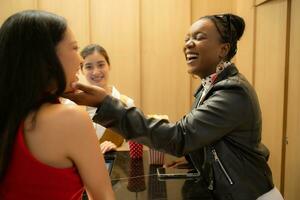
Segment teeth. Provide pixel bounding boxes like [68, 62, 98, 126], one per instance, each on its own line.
[186, 56, 198, 61]
[186, 53, 198, 61]
[92, 77, 104, 81]
[186, 54, 198, 58]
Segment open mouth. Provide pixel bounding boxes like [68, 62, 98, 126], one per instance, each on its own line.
[91, 76, 104, 82]
[186, 53, 199, 63]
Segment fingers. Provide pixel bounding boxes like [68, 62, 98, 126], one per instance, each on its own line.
[163, 157, 188, 168]
[72, 82, 96, 94]
[100, 141, 117, 154]
[62, 82, 108, 106]
[62, 91, 84, 104]
[163, 160, 177, 168]
[176, 163, 191, 169]
[101, 145, 116, 154]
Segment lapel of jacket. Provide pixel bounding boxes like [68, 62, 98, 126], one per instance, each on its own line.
[197, 64, 239, 107]
[192, 85, 203, 109]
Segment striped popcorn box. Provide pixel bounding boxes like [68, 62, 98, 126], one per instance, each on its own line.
[127, 159, 146, 192]
[148, 165, 167, 199]
[149, 149, 165, 165]
[129, 140, 143, 159]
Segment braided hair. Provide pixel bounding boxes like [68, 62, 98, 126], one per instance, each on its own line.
[201, 14, 245, 61]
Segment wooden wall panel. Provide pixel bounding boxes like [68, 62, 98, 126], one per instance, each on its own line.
[255, 0, 272, 6]
[235, 0, 255, 84]
[0, 0, 37, 26]
[254, 0, 288, 188]
[191, 0, 236, 17]
[90, 0, 141, 106]
[38, 0, 90, 50]
[284, 0, 300, 198]
[141, 0, 191, 121]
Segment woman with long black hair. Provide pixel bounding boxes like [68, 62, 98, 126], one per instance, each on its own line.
[0, 10, 114, 199]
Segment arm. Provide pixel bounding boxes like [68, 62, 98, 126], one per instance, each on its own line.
[63, 82, 250, 157]
[93, 88, 250, 157]
[64, 107, 114, 200]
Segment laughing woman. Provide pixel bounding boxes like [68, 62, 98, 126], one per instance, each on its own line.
[65, 14, 283, 200]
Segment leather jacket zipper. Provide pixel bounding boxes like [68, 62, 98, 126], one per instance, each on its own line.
[212, 148, 234, 185]
[203, 147, 214, 190]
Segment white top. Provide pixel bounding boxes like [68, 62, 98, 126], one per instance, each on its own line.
[63, 86, 134, 139]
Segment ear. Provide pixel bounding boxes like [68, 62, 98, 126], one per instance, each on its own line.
[218, 43, 230, 60]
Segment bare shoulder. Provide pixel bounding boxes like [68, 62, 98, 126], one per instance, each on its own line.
[22, 103, 97, 168]
[36, 103, 94, 137]
[50, 104, 89, 121]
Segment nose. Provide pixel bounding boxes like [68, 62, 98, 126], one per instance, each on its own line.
[185, 38, 195, 49]
[92, 66, 101, 75]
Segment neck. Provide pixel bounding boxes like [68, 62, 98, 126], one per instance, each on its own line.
[198, 68, 216, 79]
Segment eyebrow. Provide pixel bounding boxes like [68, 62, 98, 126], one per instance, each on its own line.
[96, 61, 105, 64]
[84, 62, 92, 66]
[186, 31, 207, 37]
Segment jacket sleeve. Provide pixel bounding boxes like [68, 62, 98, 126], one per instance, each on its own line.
[92, 87, 251, 157]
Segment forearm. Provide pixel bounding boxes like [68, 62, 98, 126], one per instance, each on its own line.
[93, 96, 186, 156]
[93, 89, 248, 156]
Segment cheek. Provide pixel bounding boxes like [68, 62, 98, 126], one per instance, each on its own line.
[61, 54, 77, 75]
[200, 44, 219, 61]
[103, 67, 110, 78]
[83, 70, 92, 79]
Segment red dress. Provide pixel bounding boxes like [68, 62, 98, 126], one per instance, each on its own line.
[0, 124, 84, 200]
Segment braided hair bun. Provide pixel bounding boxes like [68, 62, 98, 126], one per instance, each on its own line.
[200, 13, 245, 61]
[228, 14, 245, 41]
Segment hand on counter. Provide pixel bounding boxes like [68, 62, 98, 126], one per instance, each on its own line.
[100, 141, 117, 154]
[164, 157, 189, 169]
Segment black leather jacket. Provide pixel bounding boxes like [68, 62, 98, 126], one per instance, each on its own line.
[93, 65, 274, 200]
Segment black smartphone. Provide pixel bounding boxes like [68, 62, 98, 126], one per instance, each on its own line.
[157, 167, 200, 179]
[104, 151, 116, 176]
[105, 159, 114, 176]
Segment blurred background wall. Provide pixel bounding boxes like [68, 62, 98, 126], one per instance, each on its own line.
[0, 0, 299, 199]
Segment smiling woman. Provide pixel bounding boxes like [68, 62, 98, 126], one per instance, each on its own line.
[184, 14, 244, 79]
[79, 44, 134, 153]
[64, 13, 283, 200]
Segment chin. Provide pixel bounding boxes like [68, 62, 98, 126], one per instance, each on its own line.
[187, 66, 197, 75]
[187, 69, 194, 75]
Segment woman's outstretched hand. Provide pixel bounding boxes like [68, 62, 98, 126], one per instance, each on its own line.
[63, 82, 108, 107]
